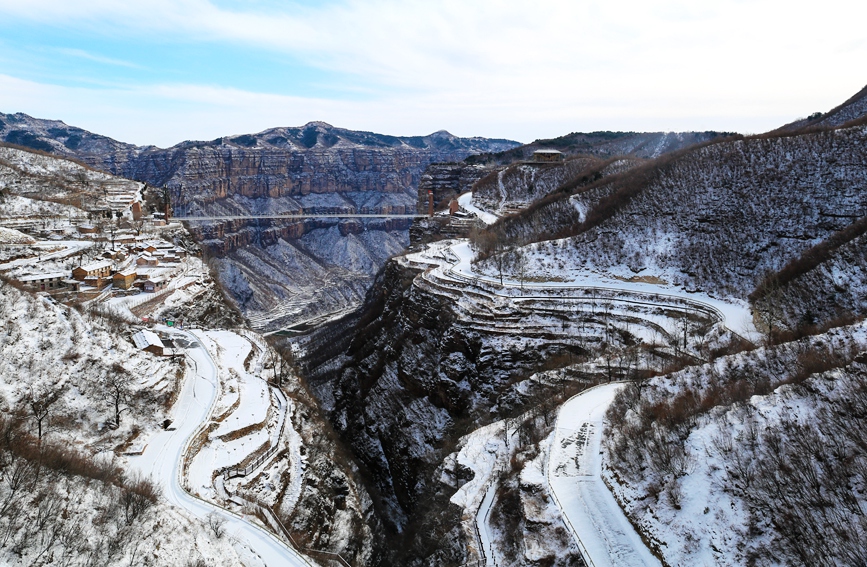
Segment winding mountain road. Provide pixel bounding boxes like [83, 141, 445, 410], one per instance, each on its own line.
[547, 383, 660, 567]
[128, 329, 312, 567]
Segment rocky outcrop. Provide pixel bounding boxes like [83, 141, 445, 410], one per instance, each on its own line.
[415, 162, 489, 214]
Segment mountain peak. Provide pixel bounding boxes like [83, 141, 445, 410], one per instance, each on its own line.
[302, 121, 334, 130]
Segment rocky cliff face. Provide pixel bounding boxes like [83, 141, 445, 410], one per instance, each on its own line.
[0, 114, 518, 331]
[415, 162, 489, 214]
[301, 259, 570, 563]
[298, 241, 732, 564]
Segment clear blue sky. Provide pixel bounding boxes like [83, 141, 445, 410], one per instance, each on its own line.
[0, 0, 865, 147]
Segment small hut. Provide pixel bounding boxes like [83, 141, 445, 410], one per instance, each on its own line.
[532, 149, 564, 163]
[132, 330, 165, 356]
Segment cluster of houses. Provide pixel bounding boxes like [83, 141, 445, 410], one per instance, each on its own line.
[11, 239, 189, 297]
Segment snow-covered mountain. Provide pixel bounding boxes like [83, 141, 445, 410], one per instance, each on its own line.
[0, 114, 521, 331]
[490, 123, 867, 303]
[0, 145, 385, 565]
[295, 84, 867, 565]
[5, 81, 867, 566]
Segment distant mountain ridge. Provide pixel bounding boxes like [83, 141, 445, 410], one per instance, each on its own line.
[0, 113, 517, 165]
[465, 130, 729, 166]
[0, 112, 520, 331]
[0, 112, 136, 156]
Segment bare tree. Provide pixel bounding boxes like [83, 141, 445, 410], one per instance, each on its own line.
[72, 171, 89, 188]
[503, 413, 521, 449]
[22, 383, 64, 442]
[121, 474, 159, 525]
[266, 345, 294, 387]
[133, 217, 146, 237]
[94, 364, 133, 428]
[753, 274, 788, 341]
[106, 218, 119, 251]
[512, 248, 529, 290]
[206, 512, 226, 539]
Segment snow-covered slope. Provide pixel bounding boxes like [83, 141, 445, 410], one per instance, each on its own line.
[751, 218, 867, 332]
[603, 323, 867, 566]
[0, 145, 141, 207]
[0, 279, 262, 566]
[471, 156, 609, 215]
[0, 281, 176, 444]
[775, 82, 867, 133]
[492, 124, 867, 302]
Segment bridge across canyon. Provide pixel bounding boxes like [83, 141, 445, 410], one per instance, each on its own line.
[172, 213, 429, 221]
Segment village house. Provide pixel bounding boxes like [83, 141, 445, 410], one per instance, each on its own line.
[16, 272, 67, 292]
[135, 254, 160, 267]
[142, 277, 166, 293]
[72, 260, 112, 281]
[131, 329, 165, 356]
[83, 276, 111, 290]
[533, 149, 564, 163]
[112, 268, 137, 290]
[77, 224, 99, 234]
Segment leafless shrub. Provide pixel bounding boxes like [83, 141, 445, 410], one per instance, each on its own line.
[206, 512, 227, 539]
[121, 473, 160, 525]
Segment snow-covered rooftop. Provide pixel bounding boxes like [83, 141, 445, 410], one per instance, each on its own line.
[132, 329, 164, 350]
[17, 272, 67, 281]
[78, 260, 112, 271]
